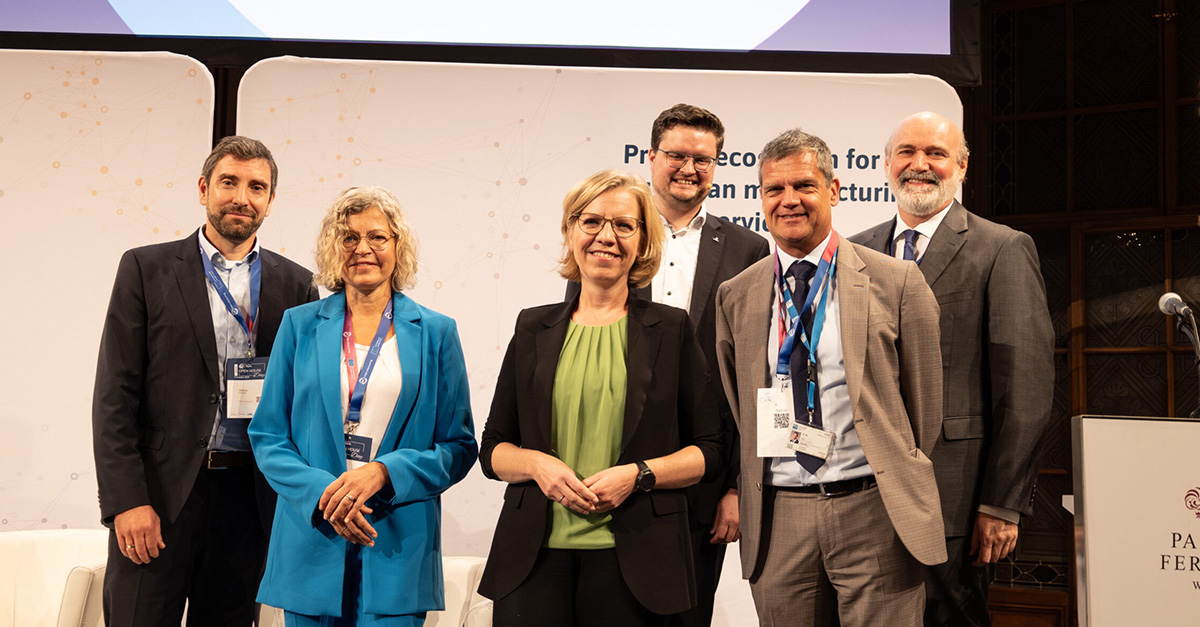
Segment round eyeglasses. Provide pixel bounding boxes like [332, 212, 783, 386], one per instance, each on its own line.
[574, 213, 642, 238]
[341, 231, 393, 251]
[656, 149, 716, 173]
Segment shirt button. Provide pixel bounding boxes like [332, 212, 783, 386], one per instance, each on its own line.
[666, 291, 672, 296]
[670, 262, 675, 266]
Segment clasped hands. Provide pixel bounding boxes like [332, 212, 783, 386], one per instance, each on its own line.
[532, 453, 637, 516]
[319, 461, 390, 547]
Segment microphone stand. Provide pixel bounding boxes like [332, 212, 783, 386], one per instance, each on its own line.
[1176, 310, 1200, 418]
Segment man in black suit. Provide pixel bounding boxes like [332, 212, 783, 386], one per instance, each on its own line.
[570, 103, 769, 626]
[849, 112, 1054, 627]
[92, 136, 318, 626]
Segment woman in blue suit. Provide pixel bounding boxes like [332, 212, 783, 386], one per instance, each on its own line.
[249, 186, 477, 627]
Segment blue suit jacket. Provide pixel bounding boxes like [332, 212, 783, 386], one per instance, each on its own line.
[249, 291, 477, 617]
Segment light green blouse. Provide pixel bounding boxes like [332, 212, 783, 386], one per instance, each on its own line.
[545, 317, 628, 550]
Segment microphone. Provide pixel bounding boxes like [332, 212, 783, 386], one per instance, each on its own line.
[1158, 292, 1192, 318]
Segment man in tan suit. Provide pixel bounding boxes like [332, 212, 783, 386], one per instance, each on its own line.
[715, 128, 947, 626]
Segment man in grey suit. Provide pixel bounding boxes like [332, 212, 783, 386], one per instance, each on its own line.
[568, 103, 769, 627]
[715, 128, 946, 627]
[849, 112, 1055, 627]
[93, 136, 318, 625]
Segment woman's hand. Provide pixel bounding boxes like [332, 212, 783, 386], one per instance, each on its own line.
[582, 464, 638, 514]
[319, 461, 390, 546]
[529, 452, 598, 515]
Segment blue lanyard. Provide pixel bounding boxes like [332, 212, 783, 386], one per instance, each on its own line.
[199, 243, 261, 358]
[775, 233, 839, 417]
[343, 298, 394, 426]
[775, 232, 839, 377]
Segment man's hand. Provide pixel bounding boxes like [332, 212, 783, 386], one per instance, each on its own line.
[114, 505, 165, 565]
[970, 512, 1018, 566]
[709, 489, 740, 544]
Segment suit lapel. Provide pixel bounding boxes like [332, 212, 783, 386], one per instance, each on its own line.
[534, 301, 574, 448]
[378, 293, 423, 452]
[254, 249, 284, 356]
[687, 220, 724, 328]
[735, 260, 775, 483]
[174, 231, 220, 384]
[836, 240, 869, 415]
[316, 294, 348, 460]
[861, 218, 897, 253]
[918, 202, 968, 287]
[621, 299, 662, 452]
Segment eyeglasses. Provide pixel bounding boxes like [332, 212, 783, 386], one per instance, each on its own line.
[574, 213, 642, 238]
[341, 231, 393, 251]
[657, 149, 716, 173]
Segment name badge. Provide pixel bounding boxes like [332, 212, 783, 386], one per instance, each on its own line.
[345, 433, 373, 462]
[756, 382, 797, 457]
[225, 356, 269, 419]
[787, 422, 835, 460]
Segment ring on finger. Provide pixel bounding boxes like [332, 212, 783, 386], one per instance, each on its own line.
[344, 494, 357, 502]
[126, 544, 134, 549]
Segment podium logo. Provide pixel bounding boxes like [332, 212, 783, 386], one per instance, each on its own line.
[1187, 488, 1200, 519]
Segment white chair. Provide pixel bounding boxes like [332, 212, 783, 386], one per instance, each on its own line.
[427, 556, 490, 627]
[258, 555, 491, 627]
[0, 529, 109, 627]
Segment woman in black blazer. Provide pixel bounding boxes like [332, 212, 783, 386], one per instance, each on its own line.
[477, 169, 723, 626]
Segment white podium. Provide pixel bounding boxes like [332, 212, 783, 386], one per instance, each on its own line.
[1072, 415, 1200, 626]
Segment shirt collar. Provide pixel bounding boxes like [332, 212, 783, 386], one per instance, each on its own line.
[776, 230, 833, 273]
[198, 227, 260, 269]
[659, 203, 708, 234]
[893, 200, 952, 242]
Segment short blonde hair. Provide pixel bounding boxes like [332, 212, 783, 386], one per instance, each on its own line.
[314, 186, 419, 292]
[557, 169, 664, 289]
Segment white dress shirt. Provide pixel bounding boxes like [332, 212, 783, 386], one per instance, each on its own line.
[651, 205, 707, 311]
[889, 202, 951, 262]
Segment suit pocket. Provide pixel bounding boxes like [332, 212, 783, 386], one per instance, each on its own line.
[943, 415, 985, 440]
[137, 426, 164, 450]
[936, 289, 975, 304]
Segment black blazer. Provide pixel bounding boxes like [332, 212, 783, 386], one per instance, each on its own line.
[92, 229, 318, 527]
[477, 297, 723, 615]
[566, 215, 769, 523]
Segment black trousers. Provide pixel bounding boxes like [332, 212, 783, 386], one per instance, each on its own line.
[102, 467, 267, 627]
[492, 547, 666, 627]
[923, 534, 994, 627]
[666, 520, 725, 627]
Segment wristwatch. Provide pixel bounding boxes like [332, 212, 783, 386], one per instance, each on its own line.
[635, 460, 656, 492]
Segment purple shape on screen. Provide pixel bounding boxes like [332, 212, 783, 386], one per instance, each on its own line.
[0, 0, 133, 35]
[754, 0, 949, 55]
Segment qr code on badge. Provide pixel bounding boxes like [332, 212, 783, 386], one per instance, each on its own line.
[773, 411, 790, 429]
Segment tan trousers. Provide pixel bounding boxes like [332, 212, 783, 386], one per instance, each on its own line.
[749, 485, 924, 627]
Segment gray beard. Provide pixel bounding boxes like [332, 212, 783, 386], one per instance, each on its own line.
[892, 180, 957, 218]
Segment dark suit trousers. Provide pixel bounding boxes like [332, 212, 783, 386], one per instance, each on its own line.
[924, 534, 994, 627]
[667, 520, 725, 627]
[103, 467, 266, 627]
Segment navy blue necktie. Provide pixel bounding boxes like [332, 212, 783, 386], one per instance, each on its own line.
[787, 261, 824, 473]
[902, 229, 919, 262]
